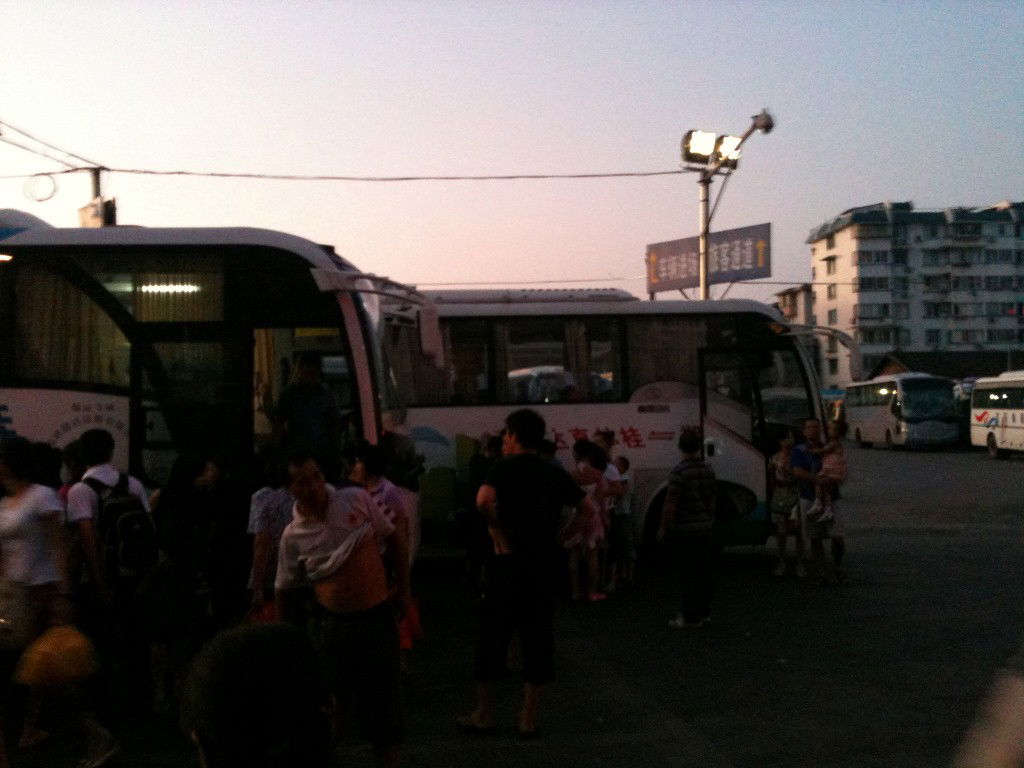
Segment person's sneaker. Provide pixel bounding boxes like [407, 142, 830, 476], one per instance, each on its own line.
[817, 506, 834, 523]
[667, 614, 686, 629]
[795, 563, 808, 578]
[604, 580, 616, 594]
[587, 592, 607, 603]
[807, 501, 823, 518]
[773, 562, 786, 577]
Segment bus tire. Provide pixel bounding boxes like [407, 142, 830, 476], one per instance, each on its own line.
[854, 428, 870, 448]
[987, 433, 1005, 459]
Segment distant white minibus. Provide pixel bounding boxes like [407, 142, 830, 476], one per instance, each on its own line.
[845, 373, 959, 449]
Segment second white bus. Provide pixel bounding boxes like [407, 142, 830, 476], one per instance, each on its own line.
[387, 289, 826, 550]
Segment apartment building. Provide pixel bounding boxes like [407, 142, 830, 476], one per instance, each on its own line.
[804, 201, 1024, 389]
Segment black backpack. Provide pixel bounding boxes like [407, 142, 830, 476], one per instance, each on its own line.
[84, 474, 159, 584]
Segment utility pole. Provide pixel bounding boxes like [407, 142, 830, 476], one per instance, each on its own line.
[78, 167, 116, 227]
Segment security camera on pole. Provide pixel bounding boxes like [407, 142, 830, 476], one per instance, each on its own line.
[680, 109, 774, 300]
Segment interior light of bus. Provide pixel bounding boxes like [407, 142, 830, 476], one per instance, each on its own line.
[139, 284, 201, 294]
[878, 388, 889, 396]
[0, 254, 12, 263]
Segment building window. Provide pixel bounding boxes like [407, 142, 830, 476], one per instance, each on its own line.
[827, 336, 838, 353]
[827, 358, 838, 375]
[857, 277, 889, 292]
[926, 329, 941, 346]
[946, 329, 984, 344]
[827, 309, 838, 325]
[826, 284, 837, 300]
[825, 259, 837, 276]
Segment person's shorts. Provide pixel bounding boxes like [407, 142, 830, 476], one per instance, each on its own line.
[474, 554, 556, 685]
[311, 601, 404, 746]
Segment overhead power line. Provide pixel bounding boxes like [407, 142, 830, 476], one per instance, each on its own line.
[0, 165, 687, 183]
[0, 119, 104, 168]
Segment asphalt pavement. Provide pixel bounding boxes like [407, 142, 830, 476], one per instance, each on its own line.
[12, 444, 1024, 768]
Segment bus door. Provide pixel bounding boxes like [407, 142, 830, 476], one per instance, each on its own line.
[698, 349, 769, 536]
[133, 323, 252, 486]
[698, 349, 765, 458]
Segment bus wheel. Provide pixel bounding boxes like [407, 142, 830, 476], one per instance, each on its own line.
[987, 433, 1005, 459]
[854, 428, 870, 448]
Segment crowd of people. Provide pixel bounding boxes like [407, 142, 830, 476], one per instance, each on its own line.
[0, 405, 855, 768]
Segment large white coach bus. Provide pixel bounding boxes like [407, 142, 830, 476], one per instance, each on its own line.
[970, 371, 1024, 458]
[845, 373, 959, 449]
[385, 289, 826, 550]
[0, 209, 430, 486]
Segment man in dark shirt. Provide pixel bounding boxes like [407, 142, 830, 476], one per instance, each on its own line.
[274, 353, 341, 481]
[658, 429, 717, 628]
[457, 409, 597, 738]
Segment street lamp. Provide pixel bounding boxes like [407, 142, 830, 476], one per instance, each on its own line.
[682, 108, 774, 299]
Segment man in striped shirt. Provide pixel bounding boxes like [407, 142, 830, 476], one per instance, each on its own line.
[658, 429, 717, 629]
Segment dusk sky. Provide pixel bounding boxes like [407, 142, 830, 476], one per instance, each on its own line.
[2, 0, 1022, 302]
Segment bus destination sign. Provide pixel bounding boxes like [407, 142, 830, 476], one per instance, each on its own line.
[646, 222, 771, 294]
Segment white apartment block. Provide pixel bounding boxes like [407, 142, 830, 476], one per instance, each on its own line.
[803, 201, 1024, 390]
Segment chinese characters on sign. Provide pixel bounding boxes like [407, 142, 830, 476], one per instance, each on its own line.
[646, 222, 771, 294]
[549, 426, 679, 451]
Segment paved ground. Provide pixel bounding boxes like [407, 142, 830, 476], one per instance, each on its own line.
[12, 444, 1024, 767]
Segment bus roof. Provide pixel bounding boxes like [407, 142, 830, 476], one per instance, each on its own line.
[973, 370, 1024, 386]
[848, 372, 953, 386]
[0, 209, 356, 273]
[422, 290, 784, 321]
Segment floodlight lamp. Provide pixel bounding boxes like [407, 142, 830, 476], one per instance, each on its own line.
[0, 254, 12, 263]
[752, 108, 775, 134]
[682, 130, 718, 163]
[715, 135, 742, 169]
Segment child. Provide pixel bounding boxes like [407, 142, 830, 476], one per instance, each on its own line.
[564, 440, 608, 602]
[809, 421, 849, 523]
[605, 455, 635, 591]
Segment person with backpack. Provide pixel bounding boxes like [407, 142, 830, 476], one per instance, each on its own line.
[65, 428, 155, 721]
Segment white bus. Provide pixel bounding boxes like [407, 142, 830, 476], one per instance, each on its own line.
[845, 373, 959, 449]
[386, 289, 826, 550]
[0, 209, 429, 486]
[970, 371, 1024, 458]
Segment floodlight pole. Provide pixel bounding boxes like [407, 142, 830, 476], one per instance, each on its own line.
[695, 109, 774, 300]
[698, 175, 712, 299]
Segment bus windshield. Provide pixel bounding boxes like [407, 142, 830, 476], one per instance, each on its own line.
[899, 378, 957, 420]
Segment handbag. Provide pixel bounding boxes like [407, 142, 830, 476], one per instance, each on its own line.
[0, 579, 32, 649]
[15, 625, 98, 686]
[770, 486, 799, 518]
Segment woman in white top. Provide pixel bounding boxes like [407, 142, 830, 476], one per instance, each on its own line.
[0, 437, 72, 767]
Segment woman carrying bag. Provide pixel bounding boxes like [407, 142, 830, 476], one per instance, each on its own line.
[0, 437, 113, 768]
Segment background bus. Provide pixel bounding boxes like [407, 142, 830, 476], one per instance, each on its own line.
[0, 209, 425, 486]
[970, 370, 1024, 458]
[386, 288, 825, 550]
[845, 373, 959, 449]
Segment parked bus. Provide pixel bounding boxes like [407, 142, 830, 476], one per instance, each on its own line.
[0, 209, 429, 486]
[970, 371, 1024, 458]
[385, 288, 826, 550]
[845, 373, 959, 449]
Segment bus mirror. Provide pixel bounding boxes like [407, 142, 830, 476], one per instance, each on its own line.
[419, 301, 445, 370]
